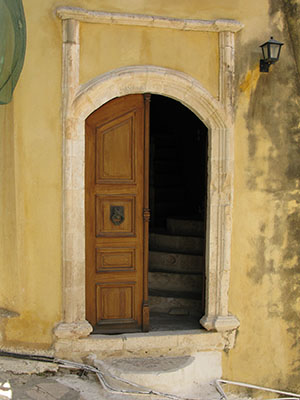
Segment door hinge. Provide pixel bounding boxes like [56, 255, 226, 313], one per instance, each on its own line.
[143, 208, 151, 222]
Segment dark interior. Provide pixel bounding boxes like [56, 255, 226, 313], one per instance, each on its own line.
[149, 95, 208, 230]
[148, 95, 208, 331]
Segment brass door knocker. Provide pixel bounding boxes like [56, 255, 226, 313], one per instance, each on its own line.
[110, 205, 125, 226]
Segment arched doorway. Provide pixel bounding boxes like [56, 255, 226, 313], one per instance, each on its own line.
[55, 66, 239, 342]
[85, 93, 208, 334]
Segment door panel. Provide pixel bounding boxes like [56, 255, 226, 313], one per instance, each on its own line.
[85, 94, 149, 333]
[95, 195, 136, 237]
[96, 112, 136, 183]
[95, 248, 136, 272]
[96, 283, 136, 320]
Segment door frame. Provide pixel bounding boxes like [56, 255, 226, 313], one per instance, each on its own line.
[54, 64, 239, 341]
[54, 10, 243, 340]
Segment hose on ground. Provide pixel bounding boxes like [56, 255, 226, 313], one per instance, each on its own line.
[215, 379, 300, 400]
[2, 350, 300, 400]
[0, 350, 190, 400]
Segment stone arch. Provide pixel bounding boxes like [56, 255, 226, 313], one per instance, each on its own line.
[56, 66, 239, 340]
[72, 66, 227, 129]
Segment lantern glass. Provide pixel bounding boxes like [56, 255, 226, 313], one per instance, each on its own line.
[270, 43, 279, 60]
[261, 43, 268, 60]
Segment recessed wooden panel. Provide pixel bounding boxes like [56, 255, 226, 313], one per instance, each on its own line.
[95, 195, 136, 237]
[96, 112, 136, 184]
[96, 283, 135, 322]
[96, 248, 136, 272]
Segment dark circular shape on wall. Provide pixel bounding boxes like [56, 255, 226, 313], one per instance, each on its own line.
[0, 0, 26, 104]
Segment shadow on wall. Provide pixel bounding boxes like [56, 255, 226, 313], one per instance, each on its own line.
[235, 0, 300, 390]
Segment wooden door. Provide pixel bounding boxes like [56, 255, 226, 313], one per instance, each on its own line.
[85, 94, 150, 333]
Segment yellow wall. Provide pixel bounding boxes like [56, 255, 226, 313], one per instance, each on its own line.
[0, 1, 62, 347]
[0, 103, 18, 317]
[1, 0, 300, 392]
[80, 25, 219, 97]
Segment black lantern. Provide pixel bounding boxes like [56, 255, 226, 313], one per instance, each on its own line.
[260, 37, 284, 72]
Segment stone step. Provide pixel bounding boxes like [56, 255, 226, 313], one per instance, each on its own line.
[149, 250, 205, 273]
[149, 288, 201, 300]
[149, 233, 204, 254]
[149, 271, 203, 294]
[149, 311, 201, 331]
[167, 217, 205, 237]
[93, 352, 222, 399]
[149, 294, 202, 314]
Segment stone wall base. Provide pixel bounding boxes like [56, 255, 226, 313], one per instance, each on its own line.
[54, 329, 237, 361]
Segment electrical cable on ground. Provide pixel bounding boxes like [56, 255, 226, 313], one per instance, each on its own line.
[215, 379, 300, 400]
[2, 350, 300, 400]
[0, 350, 190, 400]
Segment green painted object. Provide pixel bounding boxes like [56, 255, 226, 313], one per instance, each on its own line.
[0, 0, 26, 104]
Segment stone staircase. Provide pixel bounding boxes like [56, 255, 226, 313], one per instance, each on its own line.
[149, 216, 205, 329]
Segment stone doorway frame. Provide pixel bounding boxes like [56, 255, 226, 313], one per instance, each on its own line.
[54, 7, 241, 340]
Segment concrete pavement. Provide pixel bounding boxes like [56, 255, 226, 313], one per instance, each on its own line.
[0, 372, 81, 400]
[0, 355, 253, 400]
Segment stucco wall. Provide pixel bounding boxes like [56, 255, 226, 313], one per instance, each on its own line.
[224, 0, 300, 391]
[1, 0, 300, 392]
[80, 25, 219, 97]
[0, 103, 18, 340]
[0, 2, 63, 346]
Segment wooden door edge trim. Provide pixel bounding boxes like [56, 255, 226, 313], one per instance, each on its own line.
[142, 93, 151, 332]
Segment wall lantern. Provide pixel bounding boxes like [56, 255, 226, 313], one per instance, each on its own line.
[260, 37, 284, 72]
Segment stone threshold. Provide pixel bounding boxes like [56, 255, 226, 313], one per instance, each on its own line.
[54, 329, 236, 361]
